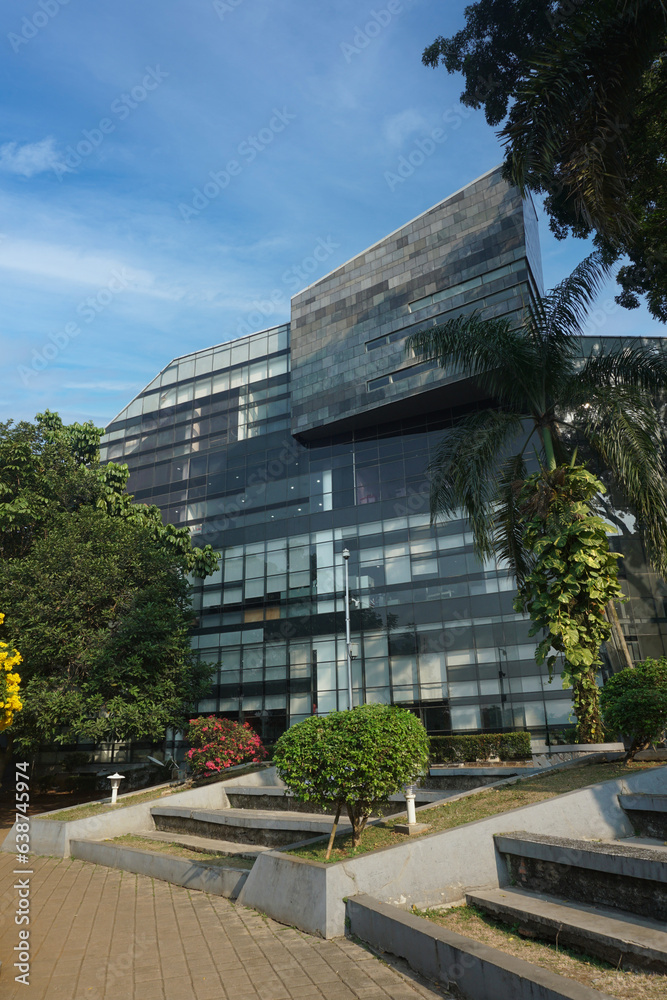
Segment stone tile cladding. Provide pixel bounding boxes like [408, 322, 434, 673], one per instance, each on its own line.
[289, 166, 541, 436]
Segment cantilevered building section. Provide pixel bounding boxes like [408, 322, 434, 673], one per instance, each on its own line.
[101, 166, 665, 752]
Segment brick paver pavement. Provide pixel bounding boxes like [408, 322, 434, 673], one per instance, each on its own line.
[0, 854, 449, 1000]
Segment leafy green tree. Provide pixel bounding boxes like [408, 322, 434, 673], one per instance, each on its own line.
[0, 413, 219, 759]
[600, 657, 667, 758]
[407, 255, 667, 738]
[0, 411, 218, 576]
[273, 704, 429, 848]
[423, 0, 667, 322]
[0, 509, 214, 755]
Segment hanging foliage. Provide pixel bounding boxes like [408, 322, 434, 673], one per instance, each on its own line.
[513, 465, 624, 743]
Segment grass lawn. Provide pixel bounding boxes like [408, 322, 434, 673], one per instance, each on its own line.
[288, 760, 660, 864]
[106, 834, 255, 869]
[412, 904, 665, 1000]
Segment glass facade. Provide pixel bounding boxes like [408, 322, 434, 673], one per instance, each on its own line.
[101, 168, 667, 753]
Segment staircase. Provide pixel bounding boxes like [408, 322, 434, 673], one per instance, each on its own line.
[149, 801, 352, 849]
[144, 782, 441, 850]
[69, 776, 443, 897]
[466, 793, 667, 973]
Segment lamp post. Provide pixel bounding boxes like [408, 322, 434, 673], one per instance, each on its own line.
[342, 548, 353, 710]
[108, 772, 125, 805]
[404, 784, 417, 825]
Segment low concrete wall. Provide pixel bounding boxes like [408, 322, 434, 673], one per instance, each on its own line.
[619, 792, 667, 838]
[2, 778, 228, 858]
[1, 762, 279, 858]
[531, 744, 624, 768]
[347, 894, 616, 1000]
[222, 765, 285, 788]
[238, 765, 667, 938]
[70, 839, 248, 898]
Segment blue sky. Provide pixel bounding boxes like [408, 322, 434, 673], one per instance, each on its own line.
[1, 0, 663, 429]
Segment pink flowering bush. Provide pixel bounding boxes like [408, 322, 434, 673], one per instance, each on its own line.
[185, 715, 267, 776]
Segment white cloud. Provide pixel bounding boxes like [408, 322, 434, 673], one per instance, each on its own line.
[382, 109, 429, 148]
[0, 237, 159, 293]
[0, 137, 68, 178]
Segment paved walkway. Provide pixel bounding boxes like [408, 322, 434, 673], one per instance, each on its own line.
[0, 854, 448, 1000]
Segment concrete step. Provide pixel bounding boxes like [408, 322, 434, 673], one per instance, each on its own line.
[466, 886, 667, 973]
[139, 829, 270, 858]
[224, 786, 332, 814]
[619, 792, 667, 840]
[611, 836, 667, 851]
[224, 785, 444, 813]
[495, 831, 667, 921]
[151, 805, 349, 848]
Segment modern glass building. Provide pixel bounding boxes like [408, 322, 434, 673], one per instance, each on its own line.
[101, 166, 667, 751]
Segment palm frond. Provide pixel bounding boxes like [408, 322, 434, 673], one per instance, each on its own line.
[576, 343, 667, 396]
[536, 251, 613, 343]
[427, 408, 528, 561]
[491, 450, 532, 585]
[406, 313, 538, 410]
[578, 393, 667, 577]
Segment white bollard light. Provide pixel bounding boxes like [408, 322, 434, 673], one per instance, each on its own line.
[393, 783, 429, 836]
[404, 784, 417, 826]
[108, 772, 125, 805]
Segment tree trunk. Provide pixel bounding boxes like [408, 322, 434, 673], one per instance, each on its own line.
[541, 427, 557, 471]
[346, 803, 370, 848]
[325, 802, 342, 860]
[606, 599, 634, 671]
[0, 733, 13, 785]
[572, 668, 604, 743]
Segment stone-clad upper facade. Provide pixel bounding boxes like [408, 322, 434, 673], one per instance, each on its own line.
[289, 166, 542, 439]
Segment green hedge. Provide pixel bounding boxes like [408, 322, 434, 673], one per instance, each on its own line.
[429, 732, 532, 764]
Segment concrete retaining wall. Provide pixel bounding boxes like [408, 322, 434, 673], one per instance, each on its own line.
[238, 765, 667, 938]
[0, 766, 278, 858]
[70, 839, 248, 898]
[347, 894, 616, 1000]
[531, 744, 624, 768]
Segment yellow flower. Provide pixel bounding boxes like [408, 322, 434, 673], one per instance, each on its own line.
[0, 611, 22, 732]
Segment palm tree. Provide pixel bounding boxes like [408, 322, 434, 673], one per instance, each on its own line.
[406, 253, 667, 726]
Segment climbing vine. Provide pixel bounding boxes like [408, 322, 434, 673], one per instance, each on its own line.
[513, 465, 623, 743]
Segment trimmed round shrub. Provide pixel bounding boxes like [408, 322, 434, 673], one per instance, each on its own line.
[273, 704, 430, 845]
[185, 715, 267, 776]
[600, 658, 667, 758]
